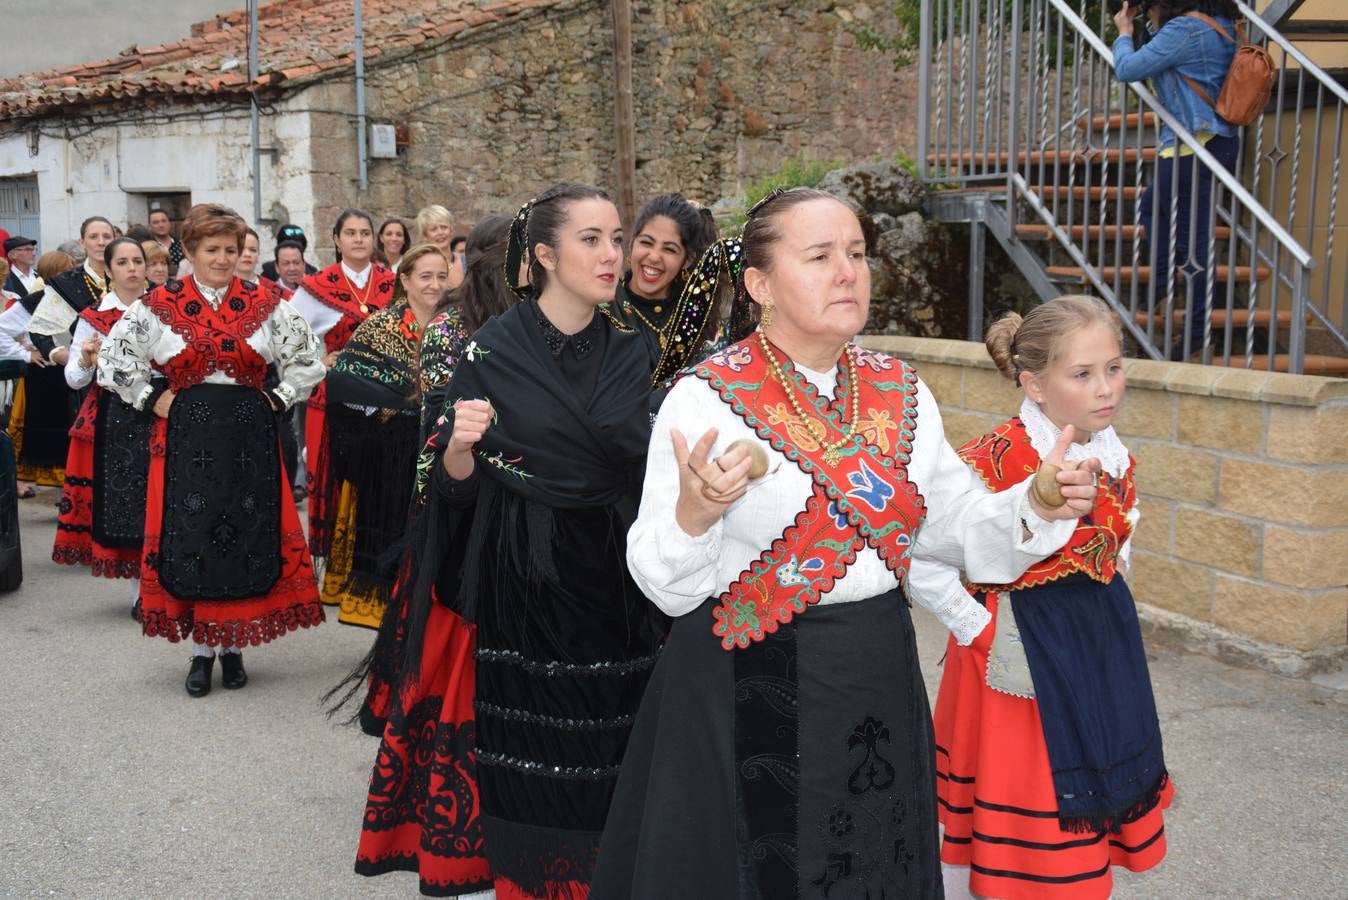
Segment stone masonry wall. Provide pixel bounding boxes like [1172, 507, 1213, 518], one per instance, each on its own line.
[303, 0, 917, 236]
[860, 335, 1348, 674]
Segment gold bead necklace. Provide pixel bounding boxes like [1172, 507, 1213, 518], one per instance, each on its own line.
[624, 300, 668, 348]
[758, 329, 860, 467]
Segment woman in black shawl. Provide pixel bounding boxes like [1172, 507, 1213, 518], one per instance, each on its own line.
[321, 243, 451, 629]
[351, 184, 665, 899]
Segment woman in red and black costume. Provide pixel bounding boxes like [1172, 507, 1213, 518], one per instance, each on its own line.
[289, 209, 396, 563]
[53, 237, 158, 608]
[13, 217, 115, 488]
[591, 190, 1105, 898]
[927, 296, 1171, 900]
[98, 204, 327, 698]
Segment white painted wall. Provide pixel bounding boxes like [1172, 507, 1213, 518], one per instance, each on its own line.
[0, 93, 319, 254]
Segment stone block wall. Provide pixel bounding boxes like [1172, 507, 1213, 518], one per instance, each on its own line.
[324, 0, 916, 230]
[860, 335, 1348, 673]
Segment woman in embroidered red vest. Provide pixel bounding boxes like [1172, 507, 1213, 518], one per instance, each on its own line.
[591, 189, 1104, 899]
[98, 204, 327, 698]
[289, 209, 396, 561]
[926, 296, 1171, 900]
[52, 238, 158, 605]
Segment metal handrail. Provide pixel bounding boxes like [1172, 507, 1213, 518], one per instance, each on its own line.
[1049, 0, 1311, 263]
[917, 0, 1348, 373]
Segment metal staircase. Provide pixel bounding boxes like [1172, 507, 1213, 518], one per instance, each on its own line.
[917, 0, 1348, 375]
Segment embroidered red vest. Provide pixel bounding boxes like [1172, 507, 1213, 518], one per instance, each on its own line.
[257, 276, 292, 302]
[299, 263, 395, 353]
[142, 278, 279, 391]
[960, 417, 1136, 589]
[694, 339, 927, 650]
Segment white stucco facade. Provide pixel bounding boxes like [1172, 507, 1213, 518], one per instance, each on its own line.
[0, 91, 321, 253]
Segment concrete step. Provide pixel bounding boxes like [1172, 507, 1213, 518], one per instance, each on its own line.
[1038, 185, 1144, 202]
[1131, 309, 1306, 328]
[1046, 264, 1272, 283]
[1077, 111, 1158, 131]
[1016, 223, 1231, 242]
[928, 147, 1157, 168]
[1220, 354, 1348, 376]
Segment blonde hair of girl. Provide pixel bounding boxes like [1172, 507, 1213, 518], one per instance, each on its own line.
[985, 294, 1122, 382]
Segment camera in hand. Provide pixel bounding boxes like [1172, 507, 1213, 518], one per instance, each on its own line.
[1108, 0, 1152, 13]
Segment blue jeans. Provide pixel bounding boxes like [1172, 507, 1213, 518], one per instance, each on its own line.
[1139, 133, 1241, 359]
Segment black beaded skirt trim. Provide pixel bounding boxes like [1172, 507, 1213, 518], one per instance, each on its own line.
[92, 389, 154, 548]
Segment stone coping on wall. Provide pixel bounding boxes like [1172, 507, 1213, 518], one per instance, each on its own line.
[861, 335, 1348, 407]
[859, 334, 1348, 678]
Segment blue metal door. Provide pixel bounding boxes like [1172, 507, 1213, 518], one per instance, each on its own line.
[0, 177, 40, 245]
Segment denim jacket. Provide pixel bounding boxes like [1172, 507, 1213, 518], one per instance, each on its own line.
[1113, 15, 1240, 148]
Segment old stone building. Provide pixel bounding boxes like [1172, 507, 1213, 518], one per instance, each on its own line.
[0, 0, 915, 257]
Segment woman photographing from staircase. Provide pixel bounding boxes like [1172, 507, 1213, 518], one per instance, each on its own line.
[1111, 0, 1241, 361]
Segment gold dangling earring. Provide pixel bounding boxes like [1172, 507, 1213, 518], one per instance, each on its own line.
[760, 301, 774, 329]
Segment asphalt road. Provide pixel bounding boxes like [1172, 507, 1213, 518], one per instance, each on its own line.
[1, 491, 1344, 899]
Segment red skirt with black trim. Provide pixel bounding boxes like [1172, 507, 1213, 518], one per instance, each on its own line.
[305, 383, 340, 558]
[51, 433, 140, 579]
[355, 600, 491, 896]
[934, 592, 1172, 900]
[138, 420, 324, 647]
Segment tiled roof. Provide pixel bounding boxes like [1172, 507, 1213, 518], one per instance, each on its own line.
[0, 0, 559, 120]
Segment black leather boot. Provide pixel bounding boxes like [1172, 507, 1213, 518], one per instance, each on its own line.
[220, 651, 247, 690]
[185, 655, 214, 698]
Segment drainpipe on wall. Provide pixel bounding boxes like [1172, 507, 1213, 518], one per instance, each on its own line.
[248, 0, 261, 223]
[355, 0, 368, 193]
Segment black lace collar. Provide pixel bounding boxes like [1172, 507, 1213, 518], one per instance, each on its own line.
[530, 298, 605, 359]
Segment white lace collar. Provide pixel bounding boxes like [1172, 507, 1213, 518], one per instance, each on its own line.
[1019, 396, 1130, 479]
[192, 276, 228, 308]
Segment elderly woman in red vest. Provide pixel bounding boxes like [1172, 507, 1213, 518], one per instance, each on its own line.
[98, 203, 326, 697]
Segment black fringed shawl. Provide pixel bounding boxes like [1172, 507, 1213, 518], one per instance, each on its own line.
[373, 299, 656, 704]
[323, 301, 425, 596]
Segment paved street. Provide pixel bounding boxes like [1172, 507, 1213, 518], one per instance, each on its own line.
[1, 492, 1344, 899]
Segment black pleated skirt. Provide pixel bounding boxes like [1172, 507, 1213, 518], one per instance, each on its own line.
[592, 588, 943, 900]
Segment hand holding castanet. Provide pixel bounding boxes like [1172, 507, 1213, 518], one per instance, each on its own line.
[672, 428, 754, 537]
[80, 336, 103, 369]
[1027, 425, 1102, 520]
[442, 398, 494, 480]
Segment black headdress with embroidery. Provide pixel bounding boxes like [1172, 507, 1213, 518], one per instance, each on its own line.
[504, 196, 537, 300]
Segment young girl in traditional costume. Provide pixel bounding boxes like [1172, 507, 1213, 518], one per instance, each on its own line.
[929, 295, 1171, 900]
[289, 209, 396, 562]
[52, 237, 157, 608]
[320, 243, 450, 629]
[98, 204, 326, 697]
[591, 189, 1104, 899]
